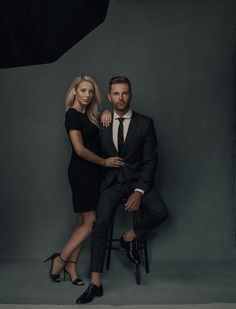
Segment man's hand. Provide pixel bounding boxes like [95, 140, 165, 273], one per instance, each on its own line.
[124, 191, 142, 212]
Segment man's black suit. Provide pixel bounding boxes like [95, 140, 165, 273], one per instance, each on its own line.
[91, 111, 168, 273]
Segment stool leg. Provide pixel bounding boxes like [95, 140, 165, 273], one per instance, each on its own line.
[139, 208, 150, 274]
[106, 217, 115, 270]
[143, 236, 150, 273]
[134, 236, 141, 285]
[133, 211, 141, 284]
[135, 263, 141, 285]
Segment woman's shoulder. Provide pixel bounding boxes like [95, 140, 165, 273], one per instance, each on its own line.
[65, 108, 85, 131]
[66, 108, 82, 115]
[65, 108, 85, 119]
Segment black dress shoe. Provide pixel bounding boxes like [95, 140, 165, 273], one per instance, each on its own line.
[76, 283, 103, 304]
[120, 234, 140, 265]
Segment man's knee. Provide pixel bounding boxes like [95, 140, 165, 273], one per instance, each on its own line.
[153, 208, 169, 225]
[161, 209, 169, 221]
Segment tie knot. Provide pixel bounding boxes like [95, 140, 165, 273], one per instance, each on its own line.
[117, 117, 124, 123]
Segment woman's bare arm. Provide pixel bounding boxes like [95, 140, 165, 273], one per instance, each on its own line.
[69, 130, 124, 168]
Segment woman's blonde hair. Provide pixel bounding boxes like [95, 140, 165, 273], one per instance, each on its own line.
[65, 75, 102, 127]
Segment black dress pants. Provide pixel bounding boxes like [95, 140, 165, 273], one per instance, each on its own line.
[90, 182, 168, 273]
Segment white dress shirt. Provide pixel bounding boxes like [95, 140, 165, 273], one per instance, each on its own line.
[112, 109, 144, 195]
[112, 109, 132, 150]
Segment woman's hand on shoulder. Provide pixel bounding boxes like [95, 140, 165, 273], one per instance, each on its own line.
[101, 109, 112, 127]
[103, 157, 125, 168]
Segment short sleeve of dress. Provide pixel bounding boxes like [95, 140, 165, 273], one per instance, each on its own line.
[65, 109, 82, 131]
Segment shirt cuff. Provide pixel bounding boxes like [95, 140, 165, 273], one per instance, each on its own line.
[134, 188, 145, 195]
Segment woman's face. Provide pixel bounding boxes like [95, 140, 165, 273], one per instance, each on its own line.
[73, 81, 95, 107]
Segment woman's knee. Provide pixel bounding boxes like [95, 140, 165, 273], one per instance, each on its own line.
[81, 211, 95, 222]
[80, 213, 96, 230]
[78, 222, 93, 236]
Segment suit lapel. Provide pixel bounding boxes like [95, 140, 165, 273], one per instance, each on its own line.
[122, 111, 137, 156]
[106, 116, 118, 154]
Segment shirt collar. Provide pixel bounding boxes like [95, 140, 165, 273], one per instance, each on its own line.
[114, 108, 132, 120]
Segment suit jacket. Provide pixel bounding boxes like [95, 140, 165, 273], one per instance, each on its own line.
[100, 110, 158, 193]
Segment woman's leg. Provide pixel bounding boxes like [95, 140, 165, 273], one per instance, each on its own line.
[51, 211, 95, 277]
[64, 245, 83, 281]
[64, 213, 94, 281]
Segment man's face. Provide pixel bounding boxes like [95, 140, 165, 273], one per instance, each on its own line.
[108, 83, 132, 113]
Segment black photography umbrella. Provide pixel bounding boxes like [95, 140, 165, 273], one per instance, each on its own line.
[0, 0, 110, 68]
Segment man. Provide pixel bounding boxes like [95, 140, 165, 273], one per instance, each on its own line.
[76, 76, 168, 304]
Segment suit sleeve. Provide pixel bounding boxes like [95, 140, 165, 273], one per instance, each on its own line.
[135, 119, 158, 192]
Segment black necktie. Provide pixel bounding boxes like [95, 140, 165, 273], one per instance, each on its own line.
[117, 117, 124, 155]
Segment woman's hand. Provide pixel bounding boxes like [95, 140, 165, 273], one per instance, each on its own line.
[104, 157, 125, 168]
[101, 109, 112, 127]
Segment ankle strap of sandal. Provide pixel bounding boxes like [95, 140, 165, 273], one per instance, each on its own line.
[66, 260, 77, 264]
[58, 254, 67, 264]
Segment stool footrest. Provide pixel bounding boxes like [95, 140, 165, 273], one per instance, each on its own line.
[106, 247, 122, 251]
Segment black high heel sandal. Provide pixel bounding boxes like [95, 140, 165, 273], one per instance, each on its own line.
[44, 253, 66, 282]
[63, 260, 84, 286]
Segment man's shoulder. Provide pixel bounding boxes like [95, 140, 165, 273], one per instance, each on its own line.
[133, 111, 153, 124]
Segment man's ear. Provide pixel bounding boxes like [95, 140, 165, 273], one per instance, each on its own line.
[108, 93, 112, 102]
[130, 92, 134, 100]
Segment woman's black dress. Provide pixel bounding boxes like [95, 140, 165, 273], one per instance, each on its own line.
[65, 108, 101, 213]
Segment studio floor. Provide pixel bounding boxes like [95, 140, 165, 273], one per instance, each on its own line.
[0, 305, 236, 309]
[1, 259, 236, 306]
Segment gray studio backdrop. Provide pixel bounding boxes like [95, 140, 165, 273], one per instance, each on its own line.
[0, 0, 235, 263]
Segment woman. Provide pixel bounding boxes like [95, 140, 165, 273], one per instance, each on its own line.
[44, 75, 124, 285]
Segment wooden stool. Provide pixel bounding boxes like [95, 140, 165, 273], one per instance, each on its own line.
[106, 208, 150, 284]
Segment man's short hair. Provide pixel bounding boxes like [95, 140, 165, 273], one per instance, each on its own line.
[108, 76, 131, 93]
